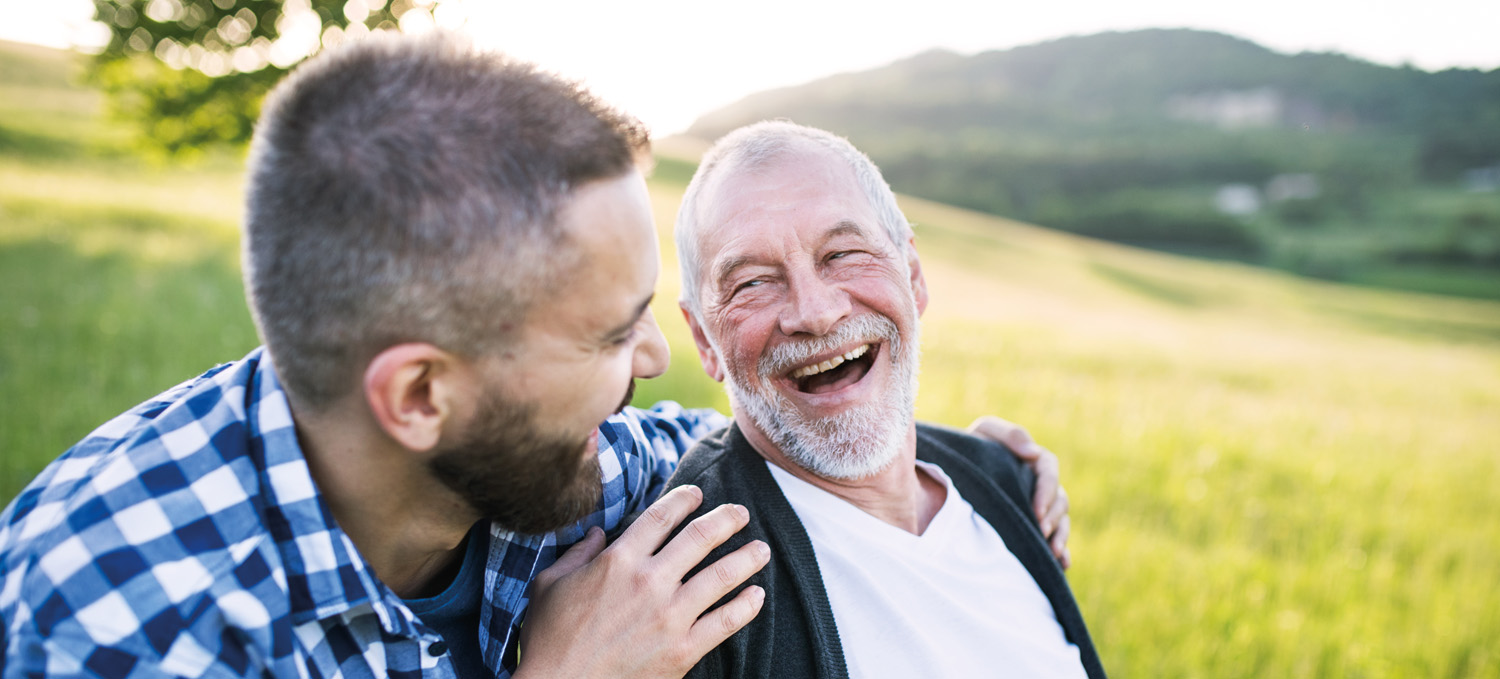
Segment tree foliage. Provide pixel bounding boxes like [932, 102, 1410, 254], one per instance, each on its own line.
[90, 0, 437, 154]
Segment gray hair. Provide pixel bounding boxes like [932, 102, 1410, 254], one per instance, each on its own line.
[244, 33, 648, 409]
[674, 121, 912, 317]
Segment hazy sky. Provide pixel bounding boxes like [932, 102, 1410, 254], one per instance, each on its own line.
[4, 0, 1498, 134]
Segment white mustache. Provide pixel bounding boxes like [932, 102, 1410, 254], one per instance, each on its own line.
[758, 315, 900, 378]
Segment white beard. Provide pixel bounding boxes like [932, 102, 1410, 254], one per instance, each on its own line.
[725, 313, 920, 480]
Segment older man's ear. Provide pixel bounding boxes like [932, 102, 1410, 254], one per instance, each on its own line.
[681, 304, 726, 382]
[907, 236, 929, 317]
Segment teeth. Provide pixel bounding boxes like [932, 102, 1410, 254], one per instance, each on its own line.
[790, 344, 870, 379]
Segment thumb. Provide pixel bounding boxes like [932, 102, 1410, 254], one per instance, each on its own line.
[547, 526, 607, 581]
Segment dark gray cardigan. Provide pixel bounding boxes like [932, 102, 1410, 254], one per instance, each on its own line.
[666, 422, 1107, 679]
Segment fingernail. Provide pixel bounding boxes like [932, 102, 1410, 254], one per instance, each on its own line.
[735, 504, 749, 520]
[751, 586, 765, 602]
[754, 540, 770, 559]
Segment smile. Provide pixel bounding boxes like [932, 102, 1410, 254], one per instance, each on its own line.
[786, 343, 879, 395]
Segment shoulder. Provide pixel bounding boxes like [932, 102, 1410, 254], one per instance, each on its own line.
[915, 422, 1034, 507]
[6, 356, 252, 514]
[663, 426, 780, 546]
[2, 353, 272, 554]
[916, 422, 1019, 466]
[593, 402, 728, 482]
[2, 354, 271, 550]
[667, 427, 736, 482]
[2, 512, 283, 677]
[664, 426, 769, 509]
[915, 421, 1013, 465]
[603, 402, 729, 455]
[1, 352, 290, 673]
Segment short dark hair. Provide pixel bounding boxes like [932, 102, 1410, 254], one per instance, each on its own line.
[244, 33, 649, 408]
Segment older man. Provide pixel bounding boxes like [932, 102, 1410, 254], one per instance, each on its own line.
[669, 121, 1107, 679]
[0, 36, 1071, 679]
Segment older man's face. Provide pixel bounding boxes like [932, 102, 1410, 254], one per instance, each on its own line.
[685, 148, 927, 479]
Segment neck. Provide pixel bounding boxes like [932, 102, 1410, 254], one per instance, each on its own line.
[741, 420, 945, 535]
[291, 398, 478, 598]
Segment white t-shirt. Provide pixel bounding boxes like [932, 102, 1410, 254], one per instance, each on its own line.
[767, 460, 1088, 679]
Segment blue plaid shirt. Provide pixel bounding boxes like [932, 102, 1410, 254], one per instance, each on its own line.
[0, 348, 727, 678]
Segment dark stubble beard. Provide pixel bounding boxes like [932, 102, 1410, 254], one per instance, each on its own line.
[428, 389, 604, 535]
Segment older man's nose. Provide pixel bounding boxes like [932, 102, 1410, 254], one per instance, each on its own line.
[779, 271, 850, 337]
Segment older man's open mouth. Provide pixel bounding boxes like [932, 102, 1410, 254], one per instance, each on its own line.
[786, 342, 880, 395]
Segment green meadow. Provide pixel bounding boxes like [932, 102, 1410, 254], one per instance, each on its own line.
[3, 40, 1498, 678]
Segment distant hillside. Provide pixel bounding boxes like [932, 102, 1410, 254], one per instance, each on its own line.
[684, 29, 1500, 299]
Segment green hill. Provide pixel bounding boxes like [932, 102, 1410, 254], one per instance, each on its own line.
[3, 39, 1499, 678]
[682, 29, 1500, 299]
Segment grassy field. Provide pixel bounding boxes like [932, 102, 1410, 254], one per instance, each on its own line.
[4, 41, 1499, 678]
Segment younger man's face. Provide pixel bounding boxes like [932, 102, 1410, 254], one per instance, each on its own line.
[433, 169, 671, 533]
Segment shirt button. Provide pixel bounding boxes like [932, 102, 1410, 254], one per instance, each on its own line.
[428, 640, 448, 657]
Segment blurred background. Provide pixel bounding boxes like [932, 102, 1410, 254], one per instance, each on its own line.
[1, 1, 1496, 676]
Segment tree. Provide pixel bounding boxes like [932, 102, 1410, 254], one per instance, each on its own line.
[90, 0, 439, 155]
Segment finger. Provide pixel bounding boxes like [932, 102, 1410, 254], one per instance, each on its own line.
[1041, 486, 1069, 540]
[532, 526, 606, 591]
[1050, 517, 1072, 568]
[677, 540, 771, 614]
[612, 484, 706, 554]
[1032, 451, 1061, 527]
[652, 502, 752, 577]
[1003, 431, 1041, 459]
[967, 416, 1038, 460]
[686, 585, 766, 658]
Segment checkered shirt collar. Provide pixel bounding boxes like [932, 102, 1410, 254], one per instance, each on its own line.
[251, 352, 551, 668]
[244, 350, 423, 635]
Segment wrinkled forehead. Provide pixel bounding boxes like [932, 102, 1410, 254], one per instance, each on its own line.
[697, 145, 869, 243]
[710, 140, 854, 198]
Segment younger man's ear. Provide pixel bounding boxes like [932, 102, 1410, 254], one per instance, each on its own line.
[363, 343, 466, 453]
[681, 303, 725, 382]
